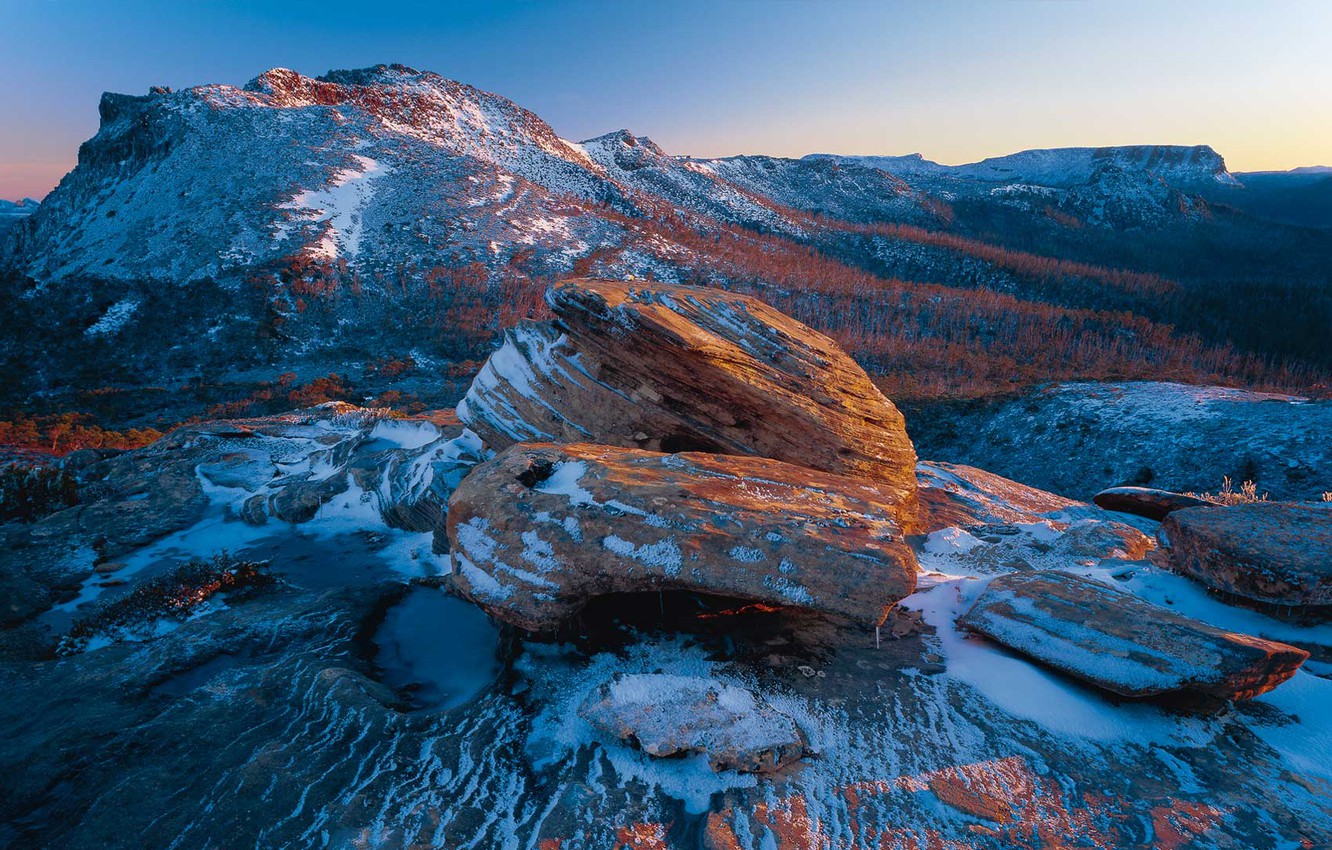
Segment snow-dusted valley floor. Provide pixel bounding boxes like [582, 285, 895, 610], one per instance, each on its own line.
[2, 400, 1331, 849]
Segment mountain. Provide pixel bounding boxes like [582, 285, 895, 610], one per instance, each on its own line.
[0, 198, 40, 213]
[955, 144, 1237, 189]
[803, 151, 948, 178]
[808, 144, 1238, 189]
[0, 197, 39, 241]
[1, 64, 1330, 432]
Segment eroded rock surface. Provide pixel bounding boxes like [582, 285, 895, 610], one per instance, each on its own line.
[1163, 503, 1332, 607]
[458, 279, 919, 494]
[0, 404, 478, 629]
[1092, 486, 1217, 520]
[959, 570, 1308, 701]
[446, 442, 918, 631]
[5, 406, 1332, 847]
[579, 673, 808, 774]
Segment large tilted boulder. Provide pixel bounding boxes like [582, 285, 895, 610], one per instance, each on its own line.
[960, 571, 1308, 702]
[1162, 503, 1332, 607]
[1092, 486, 1217, 520]
[457, 279, 919, 495]
[446, 442, 918, 631]
[579, 674, 807, 774]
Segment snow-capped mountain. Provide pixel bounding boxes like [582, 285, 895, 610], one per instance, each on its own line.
[962, 144, 1237, 188]
[807, 144, 1238, 189]
[0, 198, 40, 215]
[0, 198, 39, 241]
[3, 65, 633, 284]
[2, 64, 1329, 415]
[3, 65, 1263, 290]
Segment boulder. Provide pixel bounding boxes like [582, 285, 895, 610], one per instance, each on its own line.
[457, 279, 919, 496]
[959, 571, 1307, 702]
[915, 462, 1155, 574]
[446, 442, 918, 631]
[1162, 503, 1332, 607]
[578, 673, 807, 774]
[1092, 486, 1216, 520]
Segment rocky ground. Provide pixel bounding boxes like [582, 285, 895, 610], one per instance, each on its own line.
[2, 281, 1331, 850]
[909, 381, 1332, 502]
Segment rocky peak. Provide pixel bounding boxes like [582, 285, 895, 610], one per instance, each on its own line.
[96, 90, 158, 125]
[578, 129, 670, 172]
[316, 63, 428, 86]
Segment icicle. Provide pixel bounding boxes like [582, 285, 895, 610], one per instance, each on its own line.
[875, 626, 881, 649]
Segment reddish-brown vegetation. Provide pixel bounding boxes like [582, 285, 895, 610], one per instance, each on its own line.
[0, 413, 163, 456]
[574, 201, 1325, 399]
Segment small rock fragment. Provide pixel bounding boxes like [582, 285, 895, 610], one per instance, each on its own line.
[578, 673, 807, 773]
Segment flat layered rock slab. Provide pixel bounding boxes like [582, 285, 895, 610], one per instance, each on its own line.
[1092, 486, 1216, 520]
[446, 442, 918, 631]
[457, 278, 918, 494]
[959, 570, 1307, 702]
[1163, 503, 1332, 607]
[579, 674, 807, 774]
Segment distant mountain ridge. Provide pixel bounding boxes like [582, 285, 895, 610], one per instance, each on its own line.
[806, 144, 1238, 189]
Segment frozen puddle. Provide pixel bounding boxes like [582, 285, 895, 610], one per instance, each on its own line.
[374, 586, 502, 711]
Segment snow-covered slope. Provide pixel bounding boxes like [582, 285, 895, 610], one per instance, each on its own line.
[2, 65, 636, 284]
[803, 152, 949, 179]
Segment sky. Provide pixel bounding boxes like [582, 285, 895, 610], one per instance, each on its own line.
[3, 0, 1331, 200]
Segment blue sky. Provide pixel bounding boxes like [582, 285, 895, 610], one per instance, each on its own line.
[4, 0, 1331, 199]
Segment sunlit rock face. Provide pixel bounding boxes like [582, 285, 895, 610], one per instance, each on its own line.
[1163, 503, 1332, 607]
[960, 570, 1308, 702]
[446, 441, 918, 632]
[458, 278, 920, 497]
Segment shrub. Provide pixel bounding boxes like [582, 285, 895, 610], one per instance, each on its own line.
[0, 464, 79, 522]
[0, 412, 162, 455]
[1185, 476, 1269, 506]
[59, 553, 276, 654]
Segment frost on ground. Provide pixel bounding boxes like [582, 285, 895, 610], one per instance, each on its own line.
[916, 381, 1332, 502]
[4, 406, 1332, 848]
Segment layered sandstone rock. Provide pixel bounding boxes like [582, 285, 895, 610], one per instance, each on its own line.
[959, 570, 1308, 702]
[446, 442, 918, 631]
[457, 279, 918, 495]
[579, 674, 807, 774]
[1163, 503, 1332, 607]
[1092, 486, 1216, 520]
